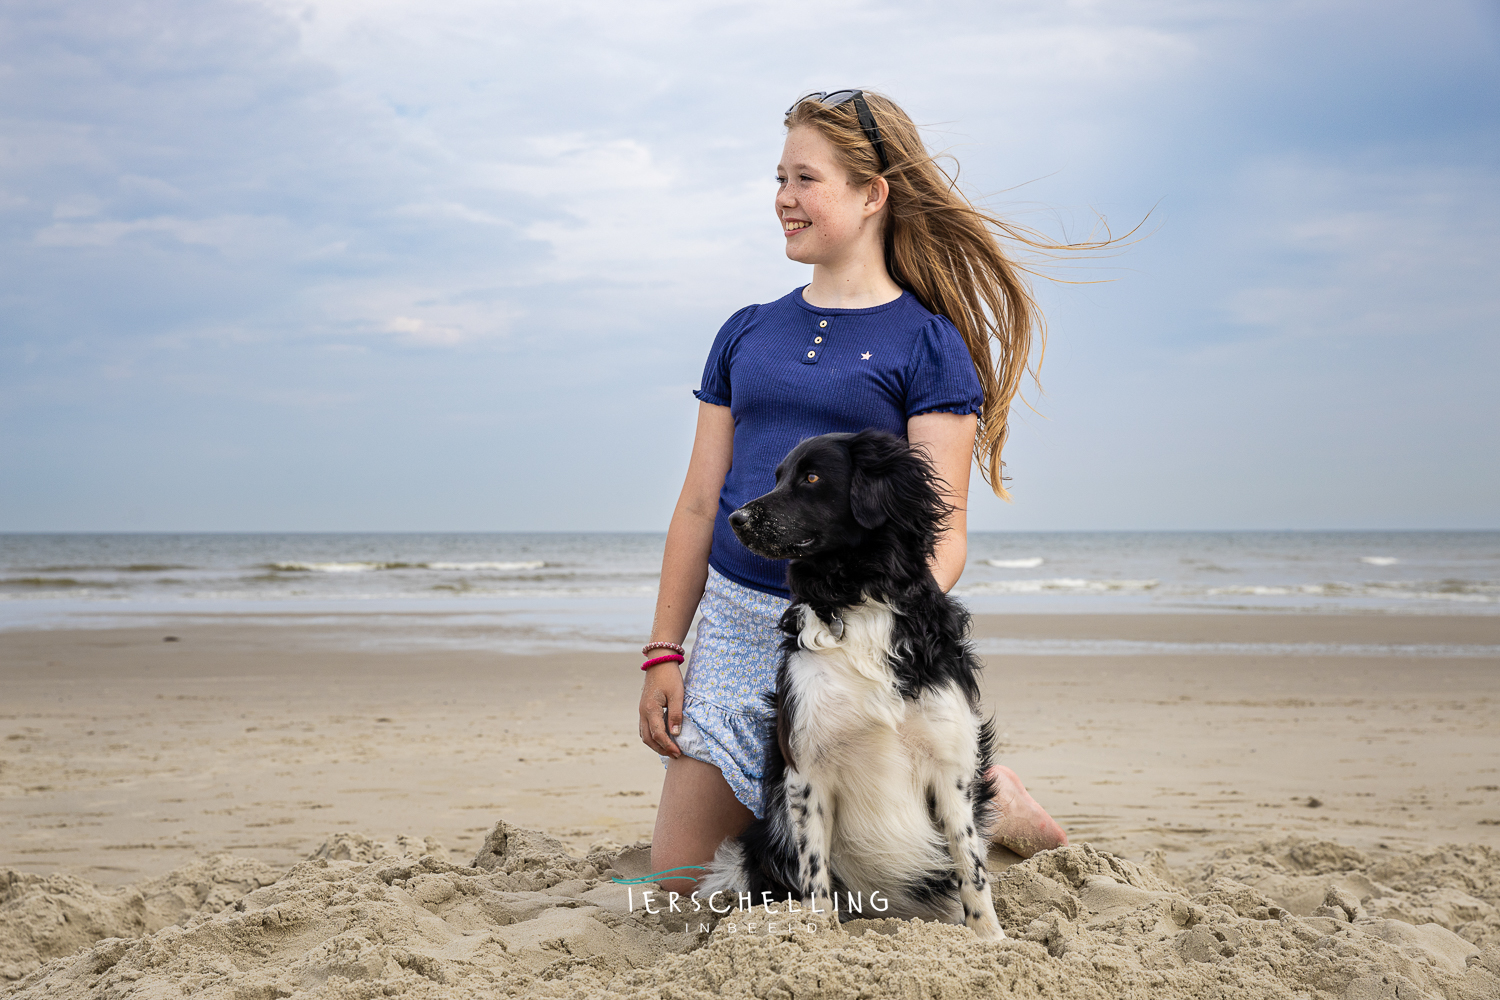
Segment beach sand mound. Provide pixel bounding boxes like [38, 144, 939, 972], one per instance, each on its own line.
[0, 855, 281, 982]
[2, 824, 1499, 999]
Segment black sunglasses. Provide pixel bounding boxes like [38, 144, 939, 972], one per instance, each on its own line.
[786, 89, 890, 173]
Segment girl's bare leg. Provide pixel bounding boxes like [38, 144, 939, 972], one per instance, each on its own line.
[651, 756, 754, 895]
[986, 764, 1068, 858]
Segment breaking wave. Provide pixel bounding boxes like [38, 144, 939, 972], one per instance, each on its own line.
[958, 578, 1160, 595]
[268, 560, 548, 573]
[1207, 580, 1498, 603]
[958, 576, 1500, 605]
[0, 577, 107, 589]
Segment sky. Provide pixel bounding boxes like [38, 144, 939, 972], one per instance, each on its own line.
[1, 0, 1497, 532]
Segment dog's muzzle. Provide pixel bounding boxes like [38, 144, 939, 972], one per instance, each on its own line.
[729, 502, 815, 560]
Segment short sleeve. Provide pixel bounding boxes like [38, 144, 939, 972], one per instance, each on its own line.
[693, 304, 757, 407]
[905, 315, 984, 418]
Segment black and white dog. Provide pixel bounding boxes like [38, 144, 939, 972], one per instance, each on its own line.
[696, 429, 1004, 940]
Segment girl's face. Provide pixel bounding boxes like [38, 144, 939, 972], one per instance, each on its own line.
[776, 126, 884, 266]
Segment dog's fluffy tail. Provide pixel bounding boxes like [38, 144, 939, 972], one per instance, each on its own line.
[692, 837, 749, 901]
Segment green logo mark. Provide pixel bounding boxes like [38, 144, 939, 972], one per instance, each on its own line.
[610, 865, 708, 885]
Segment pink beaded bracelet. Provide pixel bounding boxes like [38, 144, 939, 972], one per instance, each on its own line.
[641, 653, 684, 671]
[642, 641, 685, 657]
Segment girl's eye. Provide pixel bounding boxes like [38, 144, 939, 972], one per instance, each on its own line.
[806, 473, 819, 484]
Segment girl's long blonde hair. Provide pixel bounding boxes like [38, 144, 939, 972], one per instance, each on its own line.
[787, 92, 1086, 500]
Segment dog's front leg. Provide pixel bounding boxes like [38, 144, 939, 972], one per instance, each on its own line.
[931, 777, 1005, 940]
[786, 770, 833, 908]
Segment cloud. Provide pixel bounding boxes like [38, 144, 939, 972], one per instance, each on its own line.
[0, 0, 1495, 529]
[1220, 159, 1500, 344]
[32, 213, 291, 252]
[0, 0, 1230, 360]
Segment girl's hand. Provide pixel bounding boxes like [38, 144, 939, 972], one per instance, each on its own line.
[639, 661, 685, 757]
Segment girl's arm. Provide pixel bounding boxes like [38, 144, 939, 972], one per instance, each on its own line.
[908, 411, 978, 592]
[639, 401, 736, 758]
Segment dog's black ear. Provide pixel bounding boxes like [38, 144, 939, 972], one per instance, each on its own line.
[847, 431, 913, 530]
[852, 476, 882, 530]
[849, 466, 890, 529]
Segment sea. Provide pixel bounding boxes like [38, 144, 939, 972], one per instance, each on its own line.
[2, 532, 1497, 654]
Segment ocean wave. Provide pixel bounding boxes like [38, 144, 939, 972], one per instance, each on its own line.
[1360, 556, 1400, 566]
[0, 577, 112, 589]
[268, 562, 397, 573]
[13, 563, 191, 573]
[973, 638, 1500, 658]
[957, 578, 1159, 595]
[267, 560, 550, 574]
[1426, 579, 1499, 594]
[1387, 590, 1495, 604]
[1206, 580, 1498, 603]
[0, 584, 663, 603]
[1207, 584, 1308, 597]
[985, 558, 1045, 569]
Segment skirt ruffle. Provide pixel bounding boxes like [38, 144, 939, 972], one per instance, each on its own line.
[658, 567, 789, 818]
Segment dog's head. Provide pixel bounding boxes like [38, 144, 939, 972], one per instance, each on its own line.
[728, 429, 948, 562]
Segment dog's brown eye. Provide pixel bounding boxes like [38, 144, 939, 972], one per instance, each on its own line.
[805, 473, 819, 484]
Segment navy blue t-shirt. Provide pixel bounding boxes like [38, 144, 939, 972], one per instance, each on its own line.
[695, 286, 984, 598]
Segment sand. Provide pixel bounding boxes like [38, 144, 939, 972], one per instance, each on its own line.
[4, 823, 1500, 998]
[4, 613, 1500, 997]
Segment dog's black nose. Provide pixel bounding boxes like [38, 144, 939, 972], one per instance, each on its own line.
[728, 509, 750, 531]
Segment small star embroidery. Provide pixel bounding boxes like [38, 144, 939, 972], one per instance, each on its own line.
[861, 351, 872, 360]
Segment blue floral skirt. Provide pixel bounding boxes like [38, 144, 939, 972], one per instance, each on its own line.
[659, 567, 790, 818]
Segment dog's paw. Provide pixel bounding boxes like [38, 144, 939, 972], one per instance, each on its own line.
[971, 917, 1006, 941]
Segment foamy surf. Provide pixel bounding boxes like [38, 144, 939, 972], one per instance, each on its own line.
[1361, 556, 1400, 566]
[268, 560, 547, 573]
[958, 578, 1161, 594]
[269, 561, 390, 573]
[986, 557, 1045, 569]
[972, 637, 1500, 658]
[1207, 581, 1498, 602]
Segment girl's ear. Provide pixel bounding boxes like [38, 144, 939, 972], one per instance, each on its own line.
[864, 175, 889, 216]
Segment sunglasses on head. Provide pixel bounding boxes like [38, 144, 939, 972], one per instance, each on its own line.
[786, 89, 890, 173]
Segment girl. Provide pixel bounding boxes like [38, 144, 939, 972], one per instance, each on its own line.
[637, 90, 1068, 891]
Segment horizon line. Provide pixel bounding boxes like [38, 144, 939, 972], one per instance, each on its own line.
[3, 527, 1499, 536]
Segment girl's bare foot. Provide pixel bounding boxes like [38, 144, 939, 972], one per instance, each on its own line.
[986, 764, 1068, 858]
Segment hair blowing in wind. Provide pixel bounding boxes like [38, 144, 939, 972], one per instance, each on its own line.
[786, 92, 1117, 500]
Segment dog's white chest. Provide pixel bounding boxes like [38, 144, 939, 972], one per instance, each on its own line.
[785, 602, 976, 773]
[786, 601, 905, 755]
